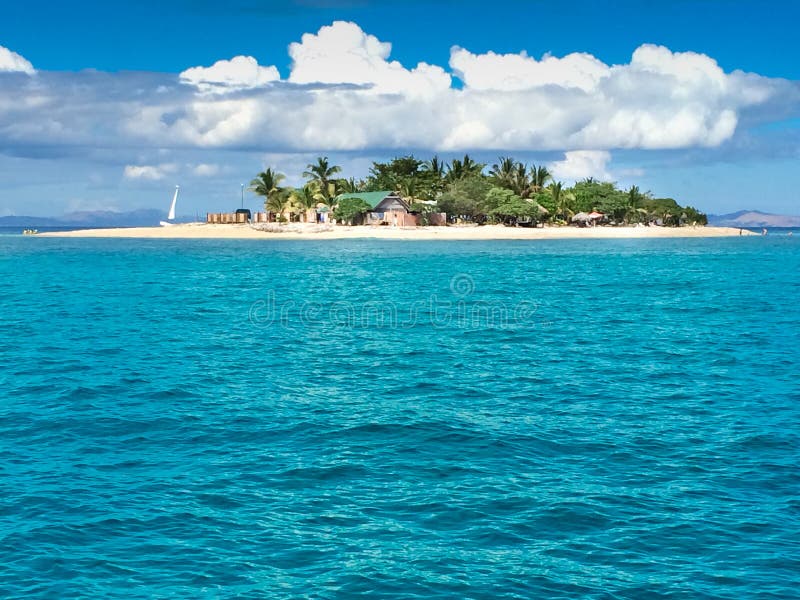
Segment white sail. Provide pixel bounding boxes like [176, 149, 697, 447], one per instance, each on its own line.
[167, 185, 179, 220]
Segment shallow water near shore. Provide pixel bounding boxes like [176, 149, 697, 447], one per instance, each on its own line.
[1, 236, 799, 598]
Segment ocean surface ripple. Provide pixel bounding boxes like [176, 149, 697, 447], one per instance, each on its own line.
[1, 236, 799, 598]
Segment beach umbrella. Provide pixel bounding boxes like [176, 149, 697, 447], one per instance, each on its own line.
[571, 212, 591, 222]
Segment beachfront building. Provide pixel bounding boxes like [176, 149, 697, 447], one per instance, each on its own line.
[207, 210, 251, 224]
[248, 204, 329, 224]
[312, 205, 330, 223]
[335, 191, 420, 226]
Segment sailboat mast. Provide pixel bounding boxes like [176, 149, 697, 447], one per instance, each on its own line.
[168, 185, 179, 220]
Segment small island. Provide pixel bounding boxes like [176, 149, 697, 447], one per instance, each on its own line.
[43, 155, 755, 239]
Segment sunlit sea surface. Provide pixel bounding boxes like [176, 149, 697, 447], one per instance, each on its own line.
[1, 236, 798, 598]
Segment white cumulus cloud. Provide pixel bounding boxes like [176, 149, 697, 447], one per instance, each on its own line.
[448, 42, 783, 150]
[157, 26, 794, 153]
[192, 163, 219, 176]
[123, 164, 177, 181]
[0, 45, 35, 74]
[549, 150, 613, 182]
[1, 22, 798, 160]
[287, 20, 451, 98]
[179, 55, 280, 93]
[450, 48, 608, 92]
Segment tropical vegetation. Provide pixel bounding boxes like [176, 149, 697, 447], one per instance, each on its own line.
[249, 154, 707, 226]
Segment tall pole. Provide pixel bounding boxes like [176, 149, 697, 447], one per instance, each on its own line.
[240, 183, 244, 209]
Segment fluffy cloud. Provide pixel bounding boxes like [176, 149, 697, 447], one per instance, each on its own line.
[447, 43, 782, 150]
[287, 21, 450, 98]
[0, 45, 34, 74]
[123, 164, 177, 180]
[192, 163, 219, 176]
[136, 25, 800, 153]
[1, 22, 798, 161]
[450, 48, 608, 92]
[548, 151, 612, 182]
[179, 55, 279, 93]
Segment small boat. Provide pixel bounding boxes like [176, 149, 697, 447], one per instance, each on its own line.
[159, 186, 179, 227]
[22, 228, 38, 235]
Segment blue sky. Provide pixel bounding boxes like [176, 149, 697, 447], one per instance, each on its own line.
[1, 0, 799, 216]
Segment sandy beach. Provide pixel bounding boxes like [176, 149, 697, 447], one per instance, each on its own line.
[39, 223, 755, 240]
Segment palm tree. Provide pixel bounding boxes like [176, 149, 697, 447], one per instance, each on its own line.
[445, 158, 465, 183]
[423, 156, 446, 180]
[626, 185, 642, 224]
[265, 187, 292, 220]
[290, 183, 326, 222]
[513, 162, 531, 197]
[250, 168, 286, 217]
[490, 158, 535, 197]
[420, 155, 446, 200]
[548, 181, 574, 221]
[461, 154, 484, 177]
[337, 177, 361, 194]
[398, 178, 418, 200]
[530, 164, 551, 193]
[446, 154, 485, 183]
[549, 182, 562, 217]
[303, 157, 342, 202]
[489, 156, 517, 189]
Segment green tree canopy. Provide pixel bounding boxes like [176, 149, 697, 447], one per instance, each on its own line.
[533, 191, 556, 216]
[483, 187, 520, 213]
[366, 155, 442, 201]
[332, 197, 372, 225]
[489, 197, 543, 221]
[572, 179, 625, 214]
[437, 176, 491, 220]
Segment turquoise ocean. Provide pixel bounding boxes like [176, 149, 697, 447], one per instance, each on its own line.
[1, 235, 798, 598]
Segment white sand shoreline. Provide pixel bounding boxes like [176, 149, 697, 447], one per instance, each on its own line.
[38, 223, 756, 240]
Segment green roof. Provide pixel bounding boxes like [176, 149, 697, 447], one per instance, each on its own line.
[334, 190, 395, 209]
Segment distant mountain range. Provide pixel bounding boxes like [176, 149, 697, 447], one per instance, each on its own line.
[0, 209, 197, 228]
[707, 210, 800, 228]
